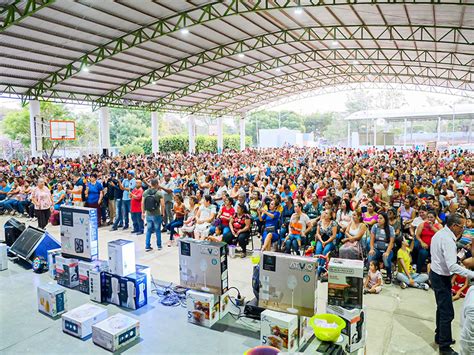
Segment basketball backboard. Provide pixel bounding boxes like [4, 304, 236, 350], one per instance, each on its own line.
[49, 120, 76, 140]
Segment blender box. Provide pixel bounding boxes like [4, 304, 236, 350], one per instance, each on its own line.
[92, 313, 140, 352]
[37, 283, 67, 318]
[47, 248, 61, 278]
[55, 255, 79, 289]
[89, 270, 106, 303]
[258, 252, 317, 317]
[186, 290, 220, 328]
[60, 206, 98, 261]
[298, 316, 314, 350]
[261, 309, 299, 352]
[103, 272, 121, 306]
[327, 305, 366, 353]
[119, 272, 147, 310]
[136, 264, 152, 299]
[62, 303, 108, 339]
[78, 260, 108, 294]
[0, 243, 7, 271]
[328, 258, 364, 309]
[108, 239, 135, 277]
[179, 238, 228, 295]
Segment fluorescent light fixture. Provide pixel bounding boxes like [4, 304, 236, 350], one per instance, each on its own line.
[331, 41, 339, 47]
[294, 8, 303, 14]
[152, 81, 157, 85]
[238, 53, 245, 58]
[180, 28, 189, 35]
[81, 66, 89, 73]
[352, 60, 359, 65]
[275, 68, 281, 72]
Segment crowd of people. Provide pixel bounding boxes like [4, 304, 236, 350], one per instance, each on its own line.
[0, 147, 472, 276]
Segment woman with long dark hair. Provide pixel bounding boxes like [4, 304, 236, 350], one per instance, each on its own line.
[368, 212, 395, 284]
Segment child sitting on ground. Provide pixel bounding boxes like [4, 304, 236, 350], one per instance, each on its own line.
[452, 273, 470, 301]
[364, 261, 383, 294]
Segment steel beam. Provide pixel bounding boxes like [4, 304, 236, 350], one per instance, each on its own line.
[1, 0, 54, 32]
[22, 0, 473, 103]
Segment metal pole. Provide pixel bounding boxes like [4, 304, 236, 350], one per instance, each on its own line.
[404, 118, 407, 149]
[347, 121, 351, 147]
[437, 116, 441, 143]
[366, 119, 369, 146]
[452, 105, 455, 144]
[278, 111, 281, 129]
[373, 119, 377, 147]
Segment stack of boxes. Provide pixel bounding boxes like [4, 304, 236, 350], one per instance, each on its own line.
[258, 252, 318, 351]
[179, 238, 230, 328]
[327, 258, 366, 353]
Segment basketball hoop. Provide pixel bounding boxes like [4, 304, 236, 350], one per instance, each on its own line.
[49, 120, 76, 140]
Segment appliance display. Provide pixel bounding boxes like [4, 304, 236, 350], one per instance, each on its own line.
[37, 283, 67, 318]
[47, 248, 62, 279]
[258, 252, 317, 317]
[0, 243, 7, 271]
[60, 206, 98, 261]
[328, 258, 364, 309]
[78, 260, 108, 294]
[89, 270, 106, 303]
[55, 256, 79, 289]
[92, 313, 140, 352]
[4, 218, 25, 246]
[108, 239, 135, 277]
[119, 272, 147, 310]
[261, 309, 299, 352]
[136, 264, 152, 299]
[327, 305, 367, 353]
[62, 303, 108, 339]
[179, 238, 228, 295]
[298, 316, 314, 350]
[104, 272, 121, 306]
[186, 290, 220, 328]
[219, 290, 231, 320]
[10, 226, 60, 265]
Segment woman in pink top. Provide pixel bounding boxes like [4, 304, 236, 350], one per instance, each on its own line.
[31, 178, 53, 229]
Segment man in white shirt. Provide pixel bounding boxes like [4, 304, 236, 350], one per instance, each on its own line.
[213, 177, 228, 208]
[430, 213, 474, 355]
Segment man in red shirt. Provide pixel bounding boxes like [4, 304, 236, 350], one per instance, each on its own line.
[130, 180, 144, 235]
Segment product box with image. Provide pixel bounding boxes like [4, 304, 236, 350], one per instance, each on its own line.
[37, 283, 67, 317]
[219, 290, 231, 320]
[55, 255, 79, 289]
[60, 206, 98, 261]
[136, 264, 151, 299]
[78, 260, 108, 294]
[62, 303, 108, 339]
[108, 239, 135, 277]
[92, 313, 140, 352]
[258, 252, 317, 317]
[261, 309, 299, 352]
[103, 272, 121, 306]
[0, 243, 7, 271]
[328, 258, 364, 309]
[119, 272, 147, 310]
[327, 305, 366, 353]
[179, 238, 228, 295]
[47, 248, 61, 278]
[89, 270, 106, 303]
[298, 316, 314, 350]
[186, 290, 220, 328]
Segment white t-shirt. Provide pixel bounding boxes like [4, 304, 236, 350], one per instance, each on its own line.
[198, 204, 216, 222]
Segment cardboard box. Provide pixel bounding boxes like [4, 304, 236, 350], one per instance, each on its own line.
[327, 305, 366, 353]
[56, 256, 79, 289]
[89, 270, 106, 303]
[119, 272, 147, 310]
[261, 309, 299, 352]
[60, 206, 98, 261]
[0, 243, 7, 271]
[258, 252, 317, 317]
[37, 283, 67, 317]
[186, 290, 220, 328]
[328, 258, 364, 309]
[78, 260, 108, 294]
[219, 290, 231, 320]
[47, 248, 61, 278]
[92, 313, 140, 352]
[136, 264, 152, 299]
[62, 303, 108, 339]
[298, 316, 314, 350]
[104, 272, 121, 306]
[108, 239, 135, 277]
[179, 238, 228, 295]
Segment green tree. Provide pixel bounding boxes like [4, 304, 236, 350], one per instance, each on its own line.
[110, 112, 149, 147]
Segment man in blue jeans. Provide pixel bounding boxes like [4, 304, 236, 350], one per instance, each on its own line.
[110, 172, 124, 231]
[120, 171, 136, 230]
[142, 178, 165, 252]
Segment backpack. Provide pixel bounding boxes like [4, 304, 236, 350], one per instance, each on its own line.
[144, 189, 160, 212]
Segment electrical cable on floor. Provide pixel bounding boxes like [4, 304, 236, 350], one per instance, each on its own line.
[151, 277, 188, 308]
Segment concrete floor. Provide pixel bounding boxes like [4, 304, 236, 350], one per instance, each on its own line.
[0, 215, 465, 354]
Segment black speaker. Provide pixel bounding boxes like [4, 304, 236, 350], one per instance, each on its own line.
[10, 226, 60, 265]
[4, 218, 26, 246]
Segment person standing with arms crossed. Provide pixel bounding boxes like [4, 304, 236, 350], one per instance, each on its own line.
[430, 213, 474, 355]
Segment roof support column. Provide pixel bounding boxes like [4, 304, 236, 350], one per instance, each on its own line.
[373, 119, 377, 147]
[240, 113, 246, 151]
[99, 107, 111, 156]
[151, 112, 159, 154]
[347, 121, 351, 148]
[437, 116, 441, 144]
[29, 100, 42, 158]
[217, 116, 223, 154]
[188, 115, 196, 154]
[403, 118, 407, 149]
